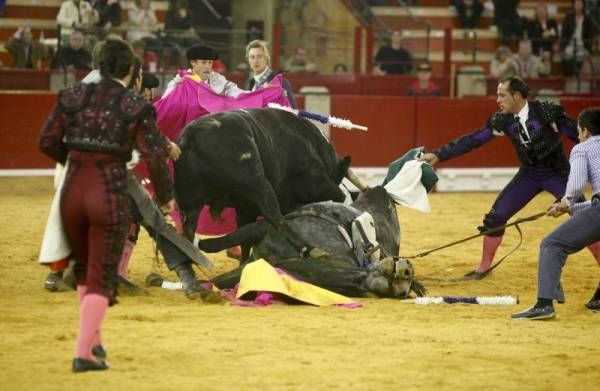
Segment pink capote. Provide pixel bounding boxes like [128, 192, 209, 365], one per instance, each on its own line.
[135, 72, 290, 235]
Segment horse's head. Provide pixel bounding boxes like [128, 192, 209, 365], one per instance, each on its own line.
[352, 186, 400, 256]
[366, 257, 424, 299]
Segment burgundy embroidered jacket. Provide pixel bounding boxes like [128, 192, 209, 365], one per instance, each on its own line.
[38, 78, 174, 205]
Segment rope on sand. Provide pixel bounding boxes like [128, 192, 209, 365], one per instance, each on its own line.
[403, 296, 519, 305]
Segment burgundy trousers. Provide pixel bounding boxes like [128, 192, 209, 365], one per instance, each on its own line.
[60, 151, 129, 304]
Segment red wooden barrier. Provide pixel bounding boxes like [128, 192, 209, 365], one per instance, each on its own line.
[330, 96, 417, 166]
[360, 74, 450, 96]
[0, 92, 57, 168]
[2, 92, 599, 169]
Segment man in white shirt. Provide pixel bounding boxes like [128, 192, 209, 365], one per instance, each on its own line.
[246, 39, 296, 108]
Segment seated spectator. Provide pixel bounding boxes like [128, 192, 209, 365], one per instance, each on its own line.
[490, 45, 518, 78]
[490, 0, 524, 45]
[514, 38, 550, 78]
[374, 30, 413, 75]
[56, 0, 98, 43]
[4, 26, 48, 69]
[51, 30, 92, 70]
[165, 1, 194, 36]
[405, 62, 441, 97]
[93, 0, 122, 32]
[283, 46, 317, 74]
[164, 0, 197, 66]
[333, 63, 349, 74]
[560, 0, 595, 76]
[454, 0, 484, 29]
[127, 0, 159, 43]
[526, 3, 558, 56]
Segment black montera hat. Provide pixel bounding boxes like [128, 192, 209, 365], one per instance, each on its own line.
[141, 72, 159, 90]
[186, 44, 219, 61]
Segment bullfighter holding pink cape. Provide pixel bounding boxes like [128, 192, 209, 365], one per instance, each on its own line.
[137, 45, 291, 238]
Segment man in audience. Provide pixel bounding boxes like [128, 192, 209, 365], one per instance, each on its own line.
[490, 0, 524, 45]
[405, 62, 441, 96]
[561, 0, 596, 76]
[454, 0, 484, 29]
[51, 30, 93, 70]
[526, 3, 558, 56]
[374, 30, 413, 75]
[490, 45, 519, 78]
[283, 46, 317, 74]
[4, 26, 47, 69]
[514, 38, 550, 78]
[56, 0, 98, 43]
[93, 0, 122, 33]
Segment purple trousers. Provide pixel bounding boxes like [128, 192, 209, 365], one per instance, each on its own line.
[483, 164, 569, 235]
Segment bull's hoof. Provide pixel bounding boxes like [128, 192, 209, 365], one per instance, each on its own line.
[117, 276, 147, 296]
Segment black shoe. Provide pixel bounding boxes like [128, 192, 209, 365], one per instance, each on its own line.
[511, 305, 555, 320]
[44, 271, 72, 292]
[585, 299, 600, 313]
[72, 358, 109, 373]
[91, 345, 107, 359]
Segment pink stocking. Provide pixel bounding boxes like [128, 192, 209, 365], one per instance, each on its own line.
[587, 242, 600, 267]
[476, 235, 503, 273]
[118, 239, 135, 278]
[75, 293, 108, 360]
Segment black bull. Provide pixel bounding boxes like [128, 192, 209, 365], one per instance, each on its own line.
[174, 108, 351, 248]
[206, 187, 426, 299]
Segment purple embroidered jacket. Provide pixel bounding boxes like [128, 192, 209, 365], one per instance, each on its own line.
[433, 100, 578, 167]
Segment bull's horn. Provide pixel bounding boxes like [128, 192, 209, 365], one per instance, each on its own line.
[346, 168, 368, 193]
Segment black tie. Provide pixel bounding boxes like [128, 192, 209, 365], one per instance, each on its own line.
[515, 116, 530, 145]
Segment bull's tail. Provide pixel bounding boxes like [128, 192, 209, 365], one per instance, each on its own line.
[197, 220, 269, 253]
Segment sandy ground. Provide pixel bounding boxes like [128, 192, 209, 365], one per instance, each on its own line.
[0, 177, 599, 391]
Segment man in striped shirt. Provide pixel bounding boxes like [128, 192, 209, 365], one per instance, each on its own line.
[512, 108, 600, 320]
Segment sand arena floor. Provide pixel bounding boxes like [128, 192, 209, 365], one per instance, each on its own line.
[0, 177, 599, 391]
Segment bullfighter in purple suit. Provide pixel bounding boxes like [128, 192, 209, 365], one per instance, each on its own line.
[419, 76, 600, 278]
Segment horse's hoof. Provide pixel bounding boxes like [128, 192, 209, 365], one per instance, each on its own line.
[145, 273, 164, 287]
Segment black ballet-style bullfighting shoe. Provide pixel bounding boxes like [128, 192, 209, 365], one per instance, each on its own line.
[72, 358, 109, 373]
[585, 299, 600, 313]
[92, 345, 107, 359]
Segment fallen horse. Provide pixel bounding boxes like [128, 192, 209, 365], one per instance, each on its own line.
[205, 186, 427, 299]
